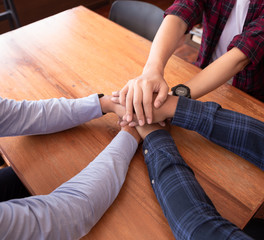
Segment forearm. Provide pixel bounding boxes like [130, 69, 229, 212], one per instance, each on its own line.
[185, 47, 250, 99]
[0, 131, 138, 239]
[144, 15, 187, 74]
[0, 94, 102, 137]
[172, 97, 264, 170]
[143, 130, 252, 240]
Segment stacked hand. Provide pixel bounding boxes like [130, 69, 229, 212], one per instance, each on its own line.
[100, 93, 178, 140]
[113, 70, 169, 126]
[111, 92, 178, 127]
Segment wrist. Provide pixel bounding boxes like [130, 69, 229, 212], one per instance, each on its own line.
[143, 62, 165, 76]
[136, 124, 165, 140]
[164, 95, 179, 118]
[153, 95, 178, 122]
[121, 126, 141, 144]
[99, 95, 113, 114]
[99, 95, 126, 118]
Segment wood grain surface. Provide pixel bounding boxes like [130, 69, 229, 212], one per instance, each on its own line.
[0, 6, 263, 239]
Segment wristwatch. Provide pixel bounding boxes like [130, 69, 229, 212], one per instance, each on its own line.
[171, 84, 191, 98]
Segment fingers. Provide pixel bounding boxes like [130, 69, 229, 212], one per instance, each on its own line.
[133, 83, 145, 126]
[143, 85, 153, 124]
[112, 91, 120, 97]
[119, 84, 129, 106]
[113, 73, 167, 125]
[119, 81, 135, 122]
[112, 86, 146, 126]
[158, 121, 166, 127]
[154, 82, 169, 108]
[111, 96, 120, 104]
[111, 91, 120, 104]
[119, 120, 138, 127]
[125, 85, 134, 122]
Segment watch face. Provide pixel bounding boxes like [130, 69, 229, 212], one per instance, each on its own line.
[175, 86, 188, 96]
[171, 84, 191, 98]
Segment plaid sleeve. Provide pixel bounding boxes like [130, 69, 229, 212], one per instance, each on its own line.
[172, 97, 264, 170]
[228, 6, 264, 68]
[164, 0, 204, 32]
[143, 130, 252, 239]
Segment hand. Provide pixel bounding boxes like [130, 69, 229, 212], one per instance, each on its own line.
[136, 123, 169, 140]
[116, 70, 169, 126]
[99, 95, 126, 117]
[112, 94, 179, 126]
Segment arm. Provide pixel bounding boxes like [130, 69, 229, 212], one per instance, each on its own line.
[0, 94, 102, 137]
[148, 95, 264, 170]
[171, 97, 264, 170]
[185, 3, 264, 99]
[138, 126, 252, 239]
[117, 0, 205, 125]
[185, 47, 250, 99]
[117, 14, 187, 125]
[0, 128, 140, 239]
[228, 8, 264, 69]
[0, 94, 124, 137]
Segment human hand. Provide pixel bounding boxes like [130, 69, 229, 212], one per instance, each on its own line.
[99, 95, 126, 117]
[112, 94, 178, 127]
[114, 70, 169, 126]
[136, 123, 170, 140]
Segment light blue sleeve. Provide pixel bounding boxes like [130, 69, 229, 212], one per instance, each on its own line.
[0, 131, 138, 240]
[0, 94, 102, 137]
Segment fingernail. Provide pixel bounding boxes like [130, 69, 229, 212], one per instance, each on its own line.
[160, 122, 165, 127]
[147, 118, 152, 124]
[129, 122, 137, 127]
[112, 91, 118, 95]
[126, 115, 131, 122]
[155, 101, 161, 108]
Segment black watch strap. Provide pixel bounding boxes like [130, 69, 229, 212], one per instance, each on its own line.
[98, 93, 106, 115]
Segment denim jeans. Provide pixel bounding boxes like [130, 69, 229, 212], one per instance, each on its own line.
[0, 166, 30, 202]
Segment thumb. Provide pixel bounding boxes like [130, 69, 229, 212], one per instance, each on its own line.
[154, 84, 169, 108]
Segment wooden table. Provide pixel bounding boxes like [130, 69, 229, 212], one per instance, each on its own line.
[0, 6, 263, 239]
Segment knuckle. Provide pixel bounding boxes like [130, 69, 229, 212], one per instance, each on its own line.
[133, 96, 142, 105]
[144, 101, 152, 108]
[119, 88, 126, 96]
[126, 93, 133, 101]
[134, 79, 142, 87]
[133, 100, 141, 108]
[143, 97, 152, 105]
[142, 79, 150, 87]
[127, 79, 134, 85]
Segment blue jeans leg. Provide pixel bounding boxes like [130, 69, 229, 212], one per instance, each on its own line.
[0, 166, 30, 202]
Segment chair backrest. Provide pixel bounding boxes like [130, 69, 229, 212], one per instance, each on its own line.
[0, 0, 21, 30]
[109, 0, 164, 41]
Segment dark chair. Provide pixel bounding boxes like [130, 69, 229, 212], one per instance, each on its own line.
[0, 0, 21, 30]
[109, 0, 164, 41]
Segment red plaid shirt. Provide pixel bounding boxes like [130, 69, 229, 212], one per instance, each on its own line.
[165, 0, 264, 102]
